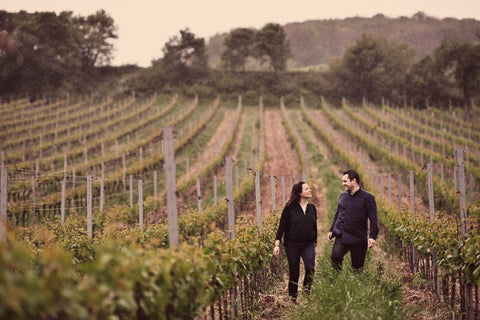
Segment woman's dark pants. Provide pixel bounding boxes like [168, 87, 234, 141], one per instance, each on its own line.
[285, 242, 316, 299]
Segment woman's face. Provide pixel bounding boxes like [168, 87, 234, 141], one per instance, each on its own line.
[300, 183, 312, 199]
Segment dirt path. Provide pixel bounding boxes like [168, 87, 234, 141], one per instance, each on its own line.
[259, 110, 303, 216]
[256, 109, 334, 319]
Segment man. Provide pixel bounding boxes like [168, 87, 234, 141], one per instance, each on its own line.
[327, 169, 378, 271]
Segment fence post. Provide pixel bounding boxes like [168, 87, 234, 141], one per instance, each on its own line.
[281, 176, 286, 205]
[468, 174, 473, 206]
[388, 174, 392, 206]
[270, 174, 276, 210]
[100, 160, 104, 212]
[441, 129, 445, 159]
[61, 180, 66, 225]
[409, 171, 417, 274]
[164, 127, 179, 248]
[35, 159, 39, 181]
[213, 175, 217, 205]
[255, 170, 262, 232]
[84, 143, 88, 174]
[226, 157, 235, 240]
[456, 149, 474, 319]
[122, 153, 126, 191]
[138, 180, 143, 229]
[87, 175, 92, 238]
[71, 167, 76, 211]
[380, 172, 384, 199]
[440, 163, 444, 184]
[64, 153, 67, 181]
[427, 163, 440, 297]
[197, 178, 202, 212]
[0, 167, 7, 243]
[31, 176, 36, 226]
[398, 174, 402, 211]
[154, 170, 157, 223]
[235, 166, 239, 192]
[129, 175, 133, 207]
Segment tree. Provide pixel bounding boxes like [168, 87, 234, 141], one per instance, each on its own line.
[0, 10, 119, 97]
[221, 28, 255, 71]
[433, 39, 480, 119]
[405, 56, 452, 108]
[0, 11, 82, 96]
[156, 28, 209, 86]
[75, 10, 117, 71]
[327, 34, 413, 105]
[254, 23, 290, 72]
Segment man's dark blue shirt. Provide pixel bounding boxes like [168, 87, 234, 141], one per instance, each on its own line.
[330, 188, 378, 245]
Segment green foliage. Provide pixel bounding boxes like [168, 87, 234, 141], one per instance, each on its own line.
[433, 39, 480, 117]
[221, 28, 255, 71]
[290, 255, 404, 319]
[153, 28, 209, 87]
[326, 34, 414, 105]
[254, 23, 291, 72]
[74, 9, 117, 70]
[0, 213, 281, 319]
[207, 14, 480, 70]
[0, 10, 119, 98]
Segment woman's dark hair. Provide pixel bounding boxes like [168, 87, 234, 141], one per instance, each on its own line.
[285, 181, 306, 209]
[343, 169, 360, 185]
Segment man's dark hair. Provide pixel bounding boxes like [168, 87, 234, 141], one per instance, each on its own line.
[343, 169, 360, 185]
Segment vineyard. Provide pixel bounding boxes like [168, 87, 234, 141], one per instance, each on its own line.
[0, 93, 479, 319]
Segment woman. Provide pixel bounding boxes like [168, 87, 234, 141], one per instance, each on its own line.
[273, 181, 317, 301]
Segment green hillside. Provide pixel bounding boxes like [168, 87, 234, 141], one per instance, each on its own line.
[206, 12, 480, 69]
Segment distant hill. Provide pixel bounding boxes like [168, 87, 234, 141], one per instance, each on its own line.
[206, 12, 480, 70]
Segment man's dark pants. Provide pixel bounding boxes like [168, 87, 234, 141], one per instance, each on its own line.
[330, 236, 368, 271]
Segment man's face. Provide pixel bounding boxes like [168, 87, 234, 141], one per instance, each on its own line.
[342, 174, 356, 192]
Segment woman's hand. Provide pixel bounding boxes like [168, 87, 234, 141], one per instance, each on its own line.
[273, 244, 280, 257]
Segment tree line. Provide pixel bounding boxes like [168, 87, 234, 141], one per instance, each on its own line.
[0, 10, 134, 99]
[128, 23, 479, 119]
[1, 9, 479, 118]
[324, 34, 480, 118]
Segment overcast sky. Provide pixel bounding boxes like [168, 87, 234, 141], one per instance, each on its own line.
[2, 0, 480, 67]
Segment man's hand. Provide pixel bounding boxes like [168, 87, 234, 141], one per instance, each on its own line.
[368, 238, 376, 248]
[327, 232, 334, 242]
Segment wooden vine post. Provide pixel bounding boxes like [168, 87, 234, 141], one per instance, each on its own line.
[164, 127, 179, 248]
[86, 175, 92, 238]
[0, 167, 6, 243]
[138, 179, 143, 229]
[270, 174, 276, 211]
[409, 171, 417, 274]
[226, 157, 235, 240]
[456, 149, 474, 319]
[255, 170, 262, 233]
[427, 163, 440, 297]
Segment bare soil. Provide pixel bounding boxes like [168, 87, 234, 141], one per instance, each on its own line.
[256, 109, 331, 319]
